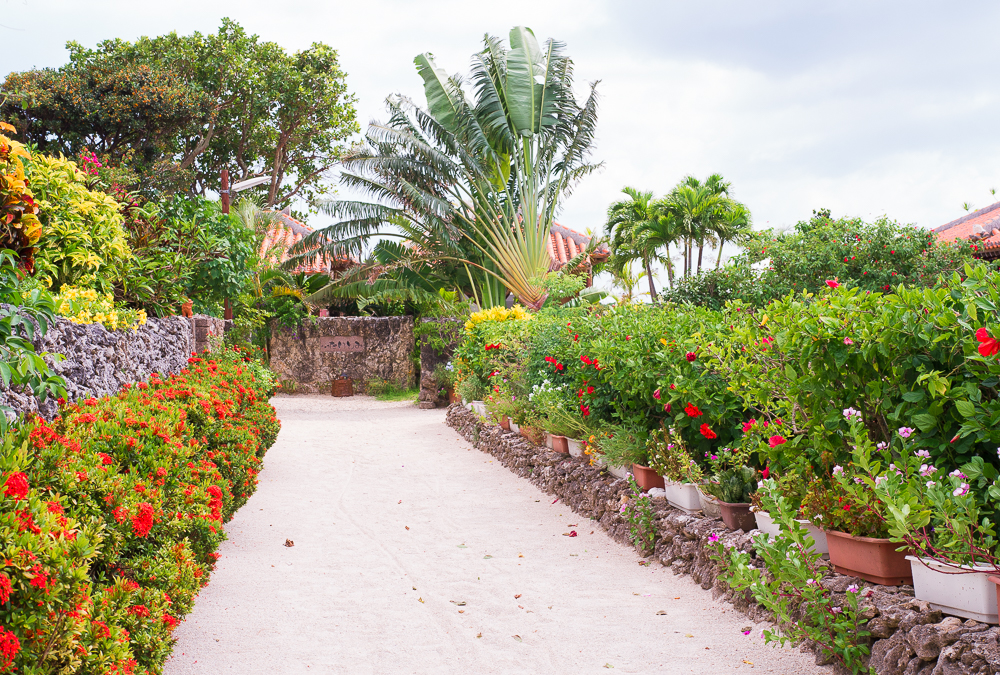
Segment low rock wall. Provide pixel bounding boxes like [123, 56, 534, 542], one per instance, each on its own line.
[447, 404, 1000, 675]
[417, 318, 463, 409]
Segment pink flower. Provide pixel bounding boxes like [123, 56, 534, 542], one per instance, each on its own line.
[653, 389, 661, 400]
[826, 280, 840, 289]
[843, 337, 854, 345]
[768, 435, 786, 448]
[708, 532, 719, 543]
[685, 352, 697, 362]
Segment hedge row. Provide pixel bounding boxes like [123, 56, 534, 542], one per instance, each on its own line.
[0, 348, 279, 674]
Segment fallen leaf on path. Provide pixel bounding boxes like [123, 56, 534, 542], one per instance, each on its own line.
[412, 586, 416, 590]
[418, 598, 425, 603]
[603, 664, 614, 669]
[398, 500, 402, 504]
[405, 526, 410, 530]
[562, 531, 578, 537]
[590, 530, 594, 534]
[685, 634, 693, 638]
[518, 605, 523, 609]
[514, 594, 521, 599]
[512, 635, 522, 642]
[449, 601, 466, 606]
[458, 610, 465, 613]
[743, 660, 754, 666]
[656, 611, 666, 615]
[518, 553, 524, 558]
[674, 597, 680, 599]
[638, 560, 649, 566]
[567, 523, 578, 526]
[476, 633, 482, 638]
[551, 498, 558, 504]
[284, 539, 294, 547]
[457, 544, 467, 548]
[483, 555, 493, 559]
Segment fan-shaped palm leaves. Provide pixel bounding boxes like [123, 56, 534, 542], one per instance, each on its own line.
[290, 27, 600, 311]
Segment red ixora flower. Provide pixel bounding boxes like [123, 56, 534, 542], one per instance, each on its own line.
[685, 352, 697, 362]
[768, 435, 787, 448]
[684, 403, 703, 417]
[699, 423, 717, 439]
[976, 327, 1000, 357]
[742, 419, 756, 433]
[131, 503, 155, 538]
[4, 472, 28, 500]
[826, 280, 839, 289]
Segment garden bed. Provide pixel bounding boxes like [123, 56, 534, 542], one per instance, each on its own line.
[448, 404, 1000, 675]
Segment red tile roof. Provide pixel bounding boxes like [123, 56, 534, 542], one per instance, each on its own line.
[548, 222, 609, 270]
[261, 211, 354, 275]
[934, 202, 1000, 245]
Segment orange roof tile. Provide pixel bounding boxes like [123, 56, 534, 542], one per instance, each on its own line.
[548, 222, 608, 270]
[934, 202, 1000, 247]
[261, 210, 355, 275]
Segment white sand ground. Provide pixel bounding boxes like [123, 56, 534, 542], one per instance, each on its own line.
[164, 394, 827, 675]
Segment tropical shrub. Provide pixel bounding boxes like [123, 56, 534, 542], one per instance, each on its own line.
[0, 123, 42, 267]
[53, 285, 147, 331]
[0, 347, 278, 673]
[24, 153, 132, 292]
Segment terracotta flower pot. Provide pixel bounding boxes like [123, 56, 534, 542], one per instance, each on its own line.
[825, 530, 912, 585]
[499, 416, 511, 431]
[519, 425, 544, 446]
[550, 434, 569, 453]
[448, 389, 459, 404]
[718, 501, 756, 531]
[631, 463, 665, 491]
[181, 300, 193, 318]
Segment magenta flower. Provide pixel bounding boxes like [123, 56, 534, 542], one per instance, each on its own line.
[843, 337, 854, 345]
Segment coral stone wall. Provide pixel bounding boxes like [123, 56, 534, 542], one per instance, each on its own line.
[447, 404, 1000, 675]
[417, 318, 463, 409]
[268, 316, 414, 393]
[0, 313, 226, 419]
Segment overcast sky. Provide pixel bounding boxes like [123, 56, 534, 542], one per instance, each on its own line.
[5, 0, 1000, 271]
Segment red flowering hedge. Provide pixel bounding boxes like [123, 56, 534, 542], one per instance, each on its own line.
[0, 347, 279, 674]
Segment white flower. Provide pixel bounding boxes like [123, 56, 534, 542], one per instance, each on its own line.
[915, 449, 931, 458]
[874, 475, 888, 487]
[832, 465, 844, 476]
[949, 469, 967, 479]
[954, 483, 970, 497]
[831, 606, 843, 614]
[918, 464, 936, 477]
[876, 442, 888, 451]
[926, 481, 936, 488]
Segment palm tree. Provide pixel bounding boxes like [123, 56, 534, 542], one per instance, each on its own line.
[291, 27, 601, 311]
[609, 259, 648, 304]
[714, 202, 752, 269]
[605, 187, 661, 301]
[636, 205, 680, 289]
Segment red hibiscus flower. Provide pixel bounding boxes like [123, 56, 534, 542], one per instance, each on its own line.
[664, 403, 671, 413]
[653, 389, 661, 400]
[684, 403, 703, 417]
[976, 328, 1000, 357]
[826, 280, 839, 289]
[768, 435, 786, 448]
[685, 352, 697, 362]
[761, 466, 770, 479]
[742, 419, 756, 433]
[699, 423, 717, 439]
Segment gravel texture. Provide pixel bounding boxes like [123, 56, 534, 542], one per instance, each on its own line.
[164, 394, 826, 674]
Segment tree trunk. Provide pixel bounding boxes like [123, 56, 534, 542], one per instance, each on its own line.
[697, 240, 704, 273]
[664, 242, 675, 289]
[715, 239, 726, 270]
[643, 256, 658, 303]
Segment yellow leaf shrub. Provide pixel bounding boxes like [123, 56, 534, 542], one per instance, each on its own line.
[53, 285, 146, 331]
[464, 305, 532, 333]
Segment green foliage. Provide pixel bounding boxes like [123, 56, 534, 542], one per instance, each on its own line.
[715, 489, 873, 673]
[666, 213, 975, 308]
[24, 153, 132, 292]
[621, 476, 657, 553]
[706, 465, 757, 504]
[4, 19, 359, 208]
[0, 251, 66, 428]
[366, 378, 417, 401]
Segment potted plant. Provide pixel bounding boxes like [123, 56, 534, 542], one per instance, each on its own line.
[647, 428, 704, 512]
[701, 445, 759, 531]
[433, 361, 458, 404]
[529, 378, 589, 455]
[751, 467, 829, 555]
[599, 423, 660, 488]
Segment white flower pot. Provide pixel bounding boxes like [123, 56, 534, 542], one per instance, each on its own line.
[471, 401, 486, 417]
[544, 433, 554, 449]
[906, 556, 999, 624]
[753, 511, 829, 555]
[509, 421, 520, 434]
[697, 487, 722, 519]
[664, 483, 702, 513]
[607, 463, 630, 479]
[567, 439, 584, 458]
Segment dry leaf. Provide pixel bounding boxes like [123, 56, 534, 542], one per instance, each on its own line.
[412, 586, 417, 590]
[483, 555, 493, 559]
[514, 594, 521, 599]
[405, 526, 410, 530]
[674, 597, 680, 599]
[418, 597, 424, 603]
[518, 605, 524, 609]
[476, 633, 482, 638]
[458, 610, 465, 613]
[512, 635, 522, 642]
[603, 664, 614, 669]
[284, 539, 294, 547]
[457, 544, 467, 548]
[518, 553, 524, 558]
[656, 610, 666, 615]
[567, 523, 578, 527]
[743, 660, 754, 666]
[685, 633, 693, 638]
[397, 500, 402, 504]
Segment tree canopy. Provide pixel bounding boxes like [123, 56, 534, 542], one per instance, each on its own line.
[1, 18, 359, 209]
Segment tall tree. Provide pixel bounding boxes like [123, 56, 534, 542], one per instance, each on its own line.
[714, 202, 753, 269]
[295, 26, 601, 310]
[605, 187, 661, 301]
[1, 19, 359, 208]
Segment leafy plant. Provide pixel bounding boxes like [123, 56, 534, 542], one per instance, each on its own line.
[714, 487, 874, 674]
[620, 476, 657, 553]
[705, 465, 757, 504]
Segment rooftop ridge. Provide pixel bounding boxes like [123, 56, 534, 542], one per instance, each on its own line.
[933, 200, 1000, 234]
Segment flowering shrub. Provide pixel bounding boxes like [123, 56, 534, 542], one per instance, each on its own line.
[0, 123, 42, 266]
[53, 285, 147, 331]
[0, 347, 278, 673]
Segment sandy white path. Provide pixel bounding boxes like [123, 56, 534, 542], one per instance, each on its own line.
[164, 394, 826, 675]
